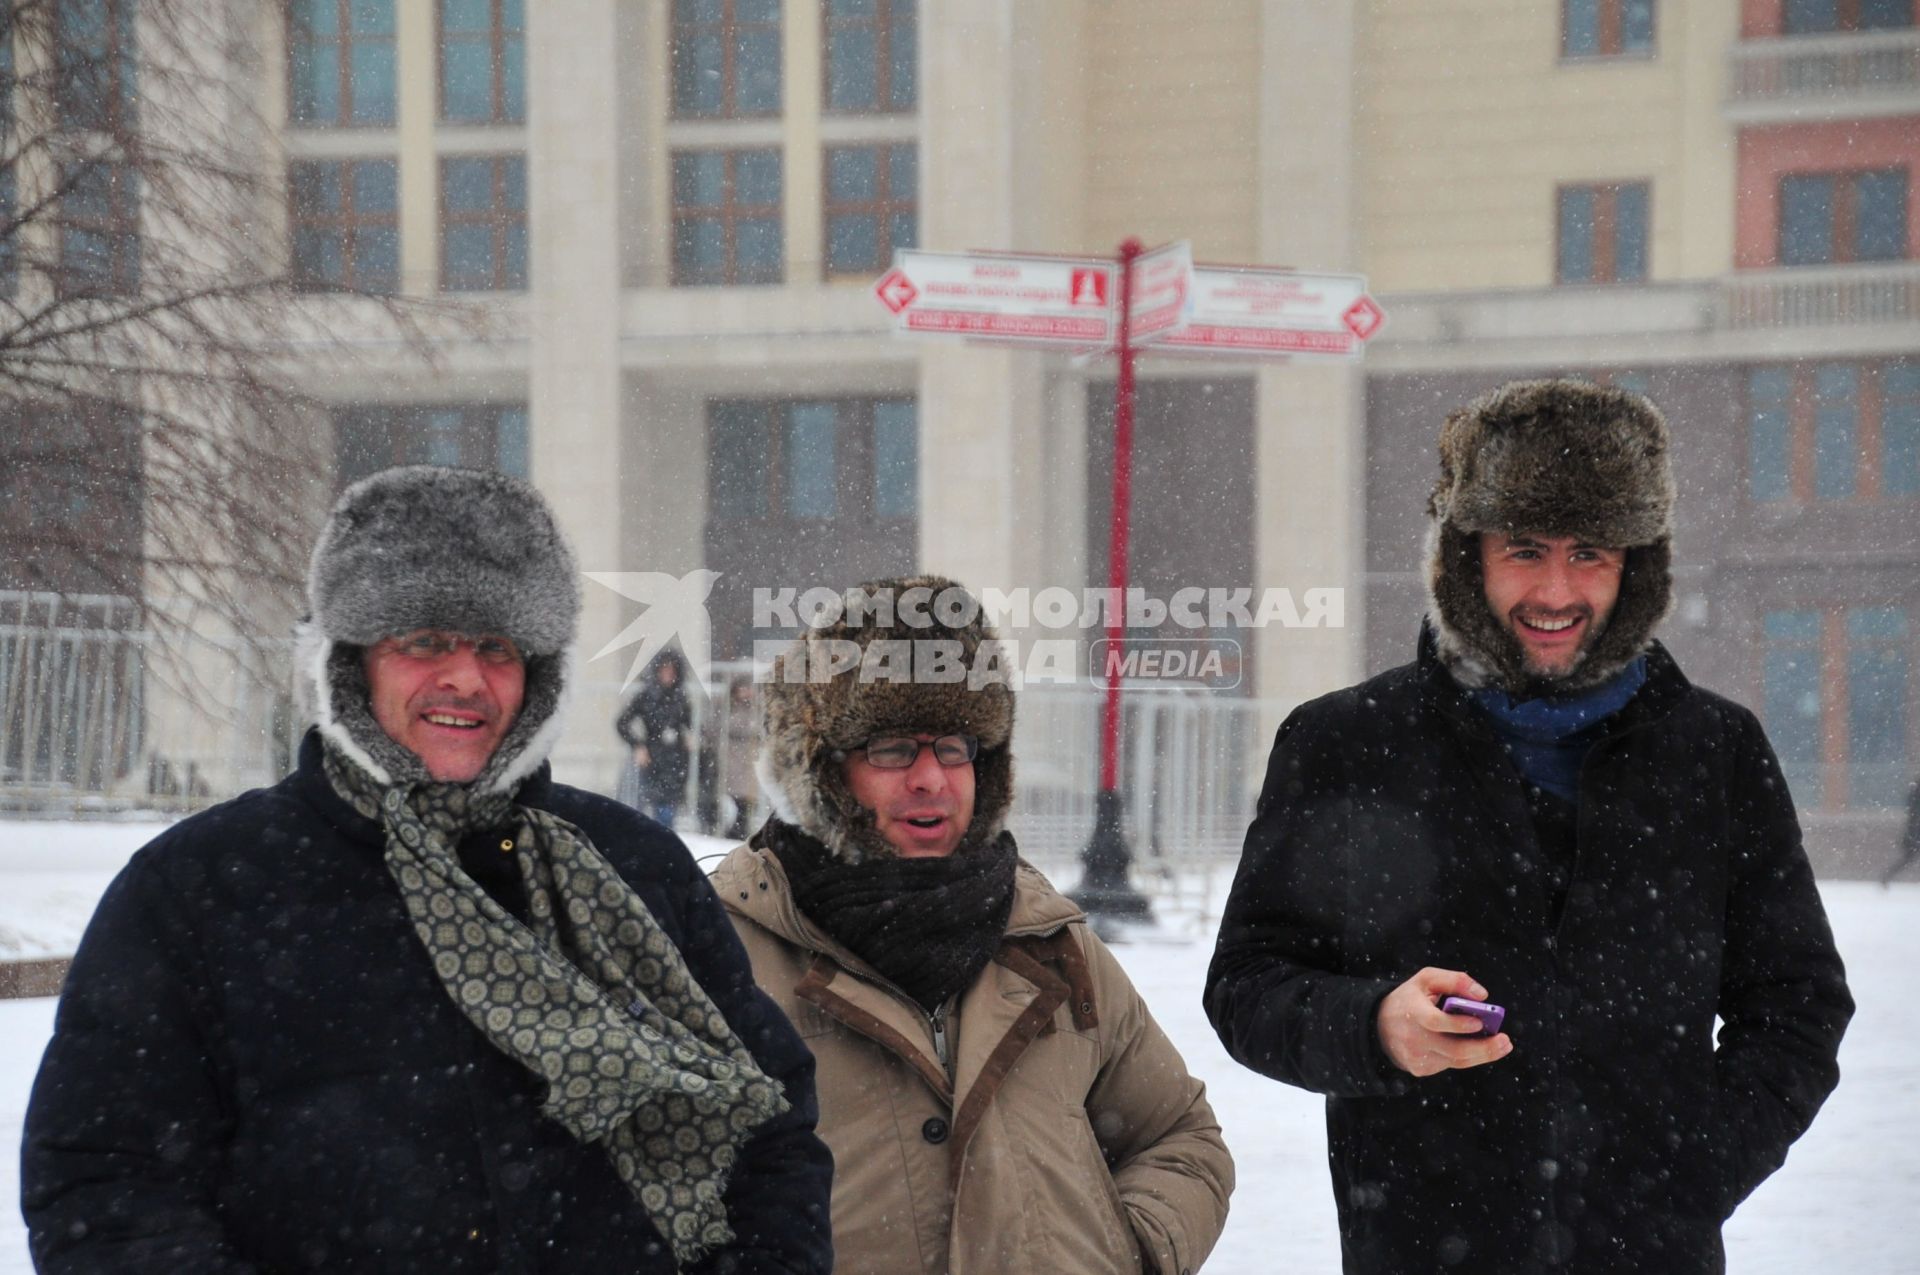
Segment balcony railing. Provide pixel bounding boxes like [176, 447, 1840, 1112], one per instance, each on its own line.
[1721, 261, 1920, 329]
[1728, 29, 1920, 119]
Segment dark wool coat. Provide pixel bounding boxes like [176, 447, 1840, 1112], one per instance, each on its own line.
[22, 732, 833, 1275]
[620, 678, 694, 797]
[1205, 631, 1853, 1274]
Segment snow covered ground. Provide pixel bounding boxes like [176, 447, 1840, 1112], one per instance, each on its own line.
[0, 820, 1913, 1271]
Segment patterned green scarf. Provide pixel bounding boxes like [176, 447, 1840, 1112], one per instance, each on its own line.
[322, 742, 789, 1267]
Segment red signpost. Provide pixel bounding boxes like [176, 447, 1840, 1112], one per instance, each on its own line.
[1077, 238, 1153, 921]
[877, 240, 1383, 927]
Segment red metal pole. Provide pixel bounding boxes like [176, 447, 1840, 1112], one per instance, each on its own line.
[1101, 238, 1143, 795]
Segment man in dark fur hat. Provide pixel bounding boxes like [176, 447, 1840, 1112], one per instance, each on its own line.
[24, 466, 832, 1273]
[712, 575, 1234, 1274]
[1206, 380, 1853, 1273]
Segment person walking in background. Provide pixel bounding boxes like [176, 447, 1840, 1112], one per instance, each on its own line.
[22, 466, 831, 1272]
[1206, 380, 1853, 1273]
[618, 649, 692, 829]
[712, 576, 1234, 1274]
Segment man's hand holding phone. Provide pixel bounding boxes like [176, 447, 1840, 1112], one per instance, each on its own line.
[1376, 967, 1514, 1077]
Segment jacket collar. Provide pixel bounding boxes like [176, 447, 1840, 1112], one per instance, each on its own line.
[713, 837, 1083, 969]
[286, 727, 556, 847]
[1416, 622, 1691, 741]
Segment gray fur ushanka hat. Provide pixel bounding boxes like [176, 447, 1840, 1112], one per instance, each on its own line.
[756, 575, 1015, 864]
[1426, 379, 1675, 694]
[301, 465, 581, 793]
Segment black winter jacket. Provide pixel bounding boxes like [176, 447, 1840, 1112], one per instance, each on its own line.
[1205, 632, 1852, 1274]
[22, 732, 833, 1274]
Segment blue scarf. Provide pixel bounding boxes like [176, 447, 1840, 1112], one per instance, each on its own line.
[1471, 657, 1648, 802]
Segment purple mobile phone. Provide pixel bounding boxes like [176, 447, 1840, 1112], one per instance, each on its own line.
[1438, 996, 1506, 1037]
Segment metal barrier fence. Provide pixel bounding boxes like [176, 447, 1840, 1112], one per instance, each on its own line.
[1, 592, 296, 813]
[5, 613, 1280, 878]
[1, 594, 144, 797]
[605, 662, 1284, 875]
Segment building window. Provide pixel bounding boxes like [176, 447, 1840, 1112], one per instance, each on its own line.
[289, 159, 399, 293]
[1763, 606, 1913, 811]
[0, 11, 12, 293]
[1748, 367, 1794, 503]
[708, 402, 771, 522]
[672, 149, 782, 286]
[706, 397, 917, 523]
[704, 397, 918, 659]
[1885, 360, 1920, 498]
[1562, 0, 1656, 57]
[824, 144, 915, 277]
[1783, 0, 1913, 35]
[786, 404, 839, 519]
[1779, 169, 1909, 266]
[1812, 364, 1858, 501]
[440, 0, 525, 124]
[824, 0, 916, 114]
[1556, 182, 1649, 284]
[872, 400, 917, 517]
[440, 155, 527, 291]
[1747, 360, 1920, 503]
[1849, 608, 1911, 808]
[288, 0, 398, 127]
[334, 403, 529, 487]
[0, 167, 14, 296]
[0, 401, 144, 596]
[1763, 609, 1825, 806]
[671, 0, 782, 119]
[58, 161, 140, 298]
[55, 0, 137, 134]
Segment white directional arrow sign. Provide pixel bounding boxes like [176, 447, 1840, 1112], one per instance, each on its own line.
[874, 249, 1118, 348]
[1147, 265, 1385, 358]
[1127, 240, 1192, 343]
[877, 248, 1383, 361]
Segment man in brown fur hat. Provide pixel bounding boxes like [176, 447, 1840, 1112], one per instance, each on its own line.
[1206, 380, 1853, 1273]
[712, 575, 1235, 1274]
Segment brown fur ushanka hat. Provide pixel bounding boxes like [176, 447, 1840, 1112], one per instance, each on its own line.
[756, 575, 1015, 863]
[1426, 379, 1675, 694]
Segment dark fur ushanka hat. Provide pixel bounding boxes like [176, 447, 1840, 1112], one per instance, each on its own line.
[301, 465, 582, 794]
[757, 575, 1015, 864]
[1425, 379, 1675, 694]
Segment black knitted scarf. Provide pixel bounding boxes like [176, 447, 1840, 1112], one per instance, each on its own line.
[758, 819, 1017, 1013]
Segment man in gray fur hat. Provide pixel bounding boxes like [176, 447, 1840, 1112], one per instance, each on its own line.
[712, 576, 1234, 1274]
[24, 466, 832, 1273]
[1207, 380, 1853, 1273]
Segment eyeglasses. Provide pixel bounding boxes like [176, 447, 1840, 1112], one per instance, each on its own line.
[384, 630, 523, 666]
[856, 734, 979, 770]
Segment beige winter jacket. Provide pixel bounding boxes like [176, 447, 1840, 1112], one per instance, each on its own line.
[712, 841, 1233, 1275]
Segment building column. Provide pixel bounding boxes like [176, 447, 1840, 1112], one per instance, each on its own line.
[1255, 0, 1367, 713]
[1676, 0, 1738, 276]
[395, 0, 438, 295]
[915, 0, 1076, 604]
[527, 0, 626, 779]
[783, 0, 824, 285]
